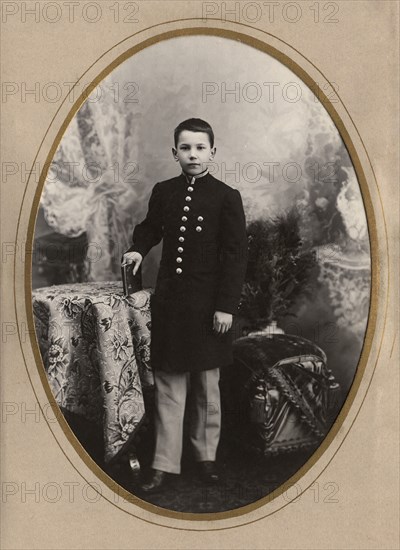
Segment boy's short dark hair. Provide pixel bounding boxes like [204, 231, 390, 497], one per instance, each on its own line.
[174, 118, 214, 148]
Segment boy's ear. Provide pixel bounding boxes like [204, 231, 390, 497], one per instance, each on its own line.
[172, 147, 179, 161]
[209, 146, 216, 160]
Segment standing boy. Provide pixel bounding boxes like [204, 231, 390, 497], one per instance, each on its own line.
[122, 118, 248, 493]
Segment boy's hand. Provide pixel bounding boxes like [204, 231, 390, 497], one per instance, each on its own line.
[122, 252, 143, 275]
[213, 311, 233, 334]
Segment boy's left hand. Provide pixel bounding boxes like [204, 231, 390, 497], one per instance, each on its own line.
[213, 311, 233, 334]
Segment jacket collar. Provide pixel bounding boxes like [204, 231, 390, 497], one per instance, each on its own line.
[181, 167, 209, 184]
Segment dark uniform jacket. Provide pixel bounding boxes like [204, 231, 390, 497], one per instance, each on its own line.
[125, 169, 248, 373]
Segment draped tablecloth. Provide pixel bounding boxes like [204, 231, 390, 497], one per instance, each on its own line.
[32, 282, 154, 463]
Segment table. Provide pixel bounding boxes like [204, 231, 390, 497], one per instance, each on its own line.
[32, 281, 154, 464]
[32, 282, 341, 466]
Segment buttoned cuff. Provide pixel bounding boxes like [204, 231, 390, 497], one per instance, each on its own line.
[215, 293, 240, 315]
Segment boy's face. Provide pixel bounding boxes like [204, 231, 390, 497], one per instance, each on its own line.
[172, 130, 216, 176]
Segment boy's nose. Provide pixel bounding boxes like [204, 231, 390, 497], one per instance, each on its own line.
[190, 151, 198, 159]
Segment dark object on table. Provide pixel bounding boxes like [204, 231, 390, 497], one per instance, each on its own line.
[32, 231, 88, 287]
[220, 333, 341, 456]
[121, 262, 143, 296]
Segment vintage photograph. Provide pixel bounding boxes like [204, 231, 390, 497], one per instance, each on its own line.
[31, 34, 371, 514]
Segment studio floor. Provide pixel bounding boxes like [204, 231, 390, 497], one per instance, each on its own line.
[65, 407, 317, 515]
[103, 431, 314, 515]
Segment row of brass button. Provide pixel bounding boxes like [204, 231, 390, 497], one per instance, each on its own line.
[176, 177, 204, 275]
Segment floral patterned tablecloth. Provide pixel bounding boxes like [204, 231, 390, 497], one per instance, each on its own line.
[32, 282, 154, 463]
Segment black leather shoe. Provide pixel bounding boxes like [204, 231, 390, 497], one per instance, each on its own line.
[140, 469, 168, 494]
[197, 461, 220, 484]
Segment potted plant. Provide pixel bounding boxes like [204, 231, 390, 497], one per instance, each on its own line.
[220, 208, 340, 458]
[239, 207, 317, 335]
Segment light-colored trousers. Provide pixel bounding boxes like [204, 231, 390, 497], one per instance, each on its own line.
[152, 368, 221, 474]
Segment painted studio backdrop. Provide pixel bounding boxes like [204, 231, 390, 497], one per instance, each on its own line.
[33, 35, 371, 408]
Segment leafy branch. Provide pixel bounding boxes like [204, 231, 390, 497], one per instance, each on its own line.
[239, 208, 317, 329]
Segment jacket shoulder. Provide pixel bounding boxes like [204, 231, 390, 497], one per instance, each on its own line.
[157, 175, 181, 186]
[149, 176, 179, 191]
[208, 174, 242, 196]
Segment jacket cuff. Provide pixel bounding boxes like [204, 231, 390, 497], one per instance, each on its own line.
[215, 293, 240, 315]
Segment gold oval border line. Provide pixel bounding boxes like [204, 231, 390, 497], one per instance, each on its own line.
[15, 20, 386, 529]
